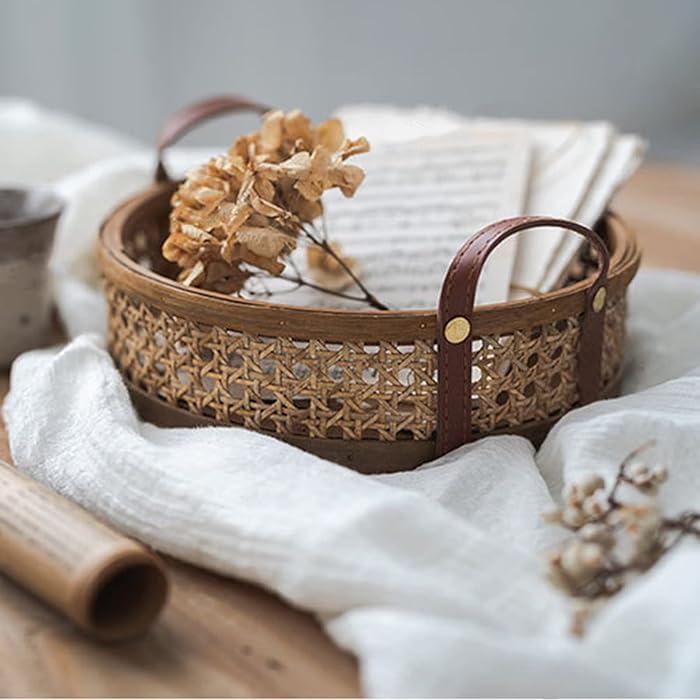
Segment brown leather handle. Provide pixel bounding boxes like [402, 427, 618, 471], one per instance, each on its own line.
[436, 216, 610, 456]
[154, 95, 271, 182]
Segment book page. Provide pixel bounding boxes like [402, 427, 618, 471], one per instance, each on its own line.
[504, 121, 614, 296]
[254, 128, 531, 309]
[334, 107, 616, 298]
[539, 134, 646, 291]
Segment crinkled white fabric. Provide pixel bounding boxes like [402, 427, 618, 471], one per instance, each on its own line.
[4, 101, 700, 697]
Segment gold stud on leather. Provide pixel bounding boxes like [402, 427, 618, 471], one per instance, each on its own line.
[592, 286, 607, 313]
[444, 316, 471, 344]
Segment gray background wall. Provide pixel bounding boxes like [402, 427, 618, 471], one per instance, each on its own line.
[1, 0, 699, 161]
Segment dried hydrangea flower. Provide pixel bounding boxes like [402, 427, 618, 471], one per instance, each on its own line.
[162, 109, 370, 293]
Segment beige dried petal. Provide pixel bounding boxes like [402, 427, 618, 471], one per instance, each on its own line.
[285, 189, 324, 222]
[314, 118, 345, 151]
[237, 226, 296, 257]
[162, 229, 217, 262]
[294, 147, 333, 201]
[180, 223, 218, 243]
[249, 193, 282, 218]
[340, 136, 370, 160]
[249, 192, 300, 228]
[328, 162, 365, 197]
[233, 251, 283, 276]
[165, 240, 210, 270]
[229, 134, 256, 161]
[254, 175, 276, 202]
[175, 179, 228, 211]
[193, 187, 227, 207]
[246, 212, 275, 229]
[283, 110, 313, 149]
[221, 226, 297, 275]
[204, 200, 252, 237]
[237, 168, 256, 200]
[210, 154, 246, 179]
[258, 151, 312, 181]
[163, 239, 193, 267]
[260, 110, 284, 152]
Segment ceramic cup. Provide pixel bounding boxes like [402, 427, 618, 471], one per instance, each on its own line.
[0, 187, 63, 368]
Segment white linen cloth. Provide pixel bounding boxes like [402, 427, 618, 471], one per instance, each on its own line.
[3, 101, 700, 697]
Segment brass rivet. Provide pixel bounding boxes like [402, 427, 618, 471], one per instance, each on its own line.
[444, 316, 471, 344]
[592, 286, 607, 313]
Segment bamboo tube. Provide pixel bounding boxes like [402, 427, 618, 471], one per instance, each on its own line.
[0, 460, 168, 641]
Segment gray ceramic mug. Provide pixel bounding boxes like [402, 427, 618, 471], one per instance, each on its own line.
[0, 187, 63, 368]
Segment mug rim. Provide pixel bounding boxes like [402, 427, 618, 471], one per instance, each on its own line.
[0, 186, 64, 231]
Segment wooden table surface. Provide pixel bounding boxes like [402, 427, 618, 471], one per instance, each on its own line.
[1, 162, 699, 698]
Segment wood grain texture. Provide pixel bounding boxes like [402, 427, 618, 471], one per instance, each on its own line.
[0, 375, 358, 698]
[0, 161, 698, 697]
[615, 162, 700, 273]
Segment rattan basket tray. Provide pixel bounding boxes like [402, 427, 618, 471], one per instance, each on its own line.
[98, 97, 641, 473]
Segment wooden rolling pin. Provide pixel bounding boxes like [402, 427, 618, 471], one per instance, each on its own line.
[0, 460, 168, 641]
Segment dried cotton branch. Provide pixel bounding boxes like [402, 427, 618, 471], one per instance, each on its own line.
[543, 442, 699, 636]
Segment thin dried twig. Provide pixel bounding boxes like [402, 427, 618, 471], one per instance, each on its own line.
[304, 224, 388, 310]
[607, 439, 657, 508]
[278, 272, 379, 304]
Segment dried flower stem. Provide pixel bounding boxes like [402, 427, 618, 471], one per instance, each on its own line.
[246, 266, 382, 306]
[606, 439, 657, 508]
[304, 224, 389, 310]
[279, 272, 381, 304]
